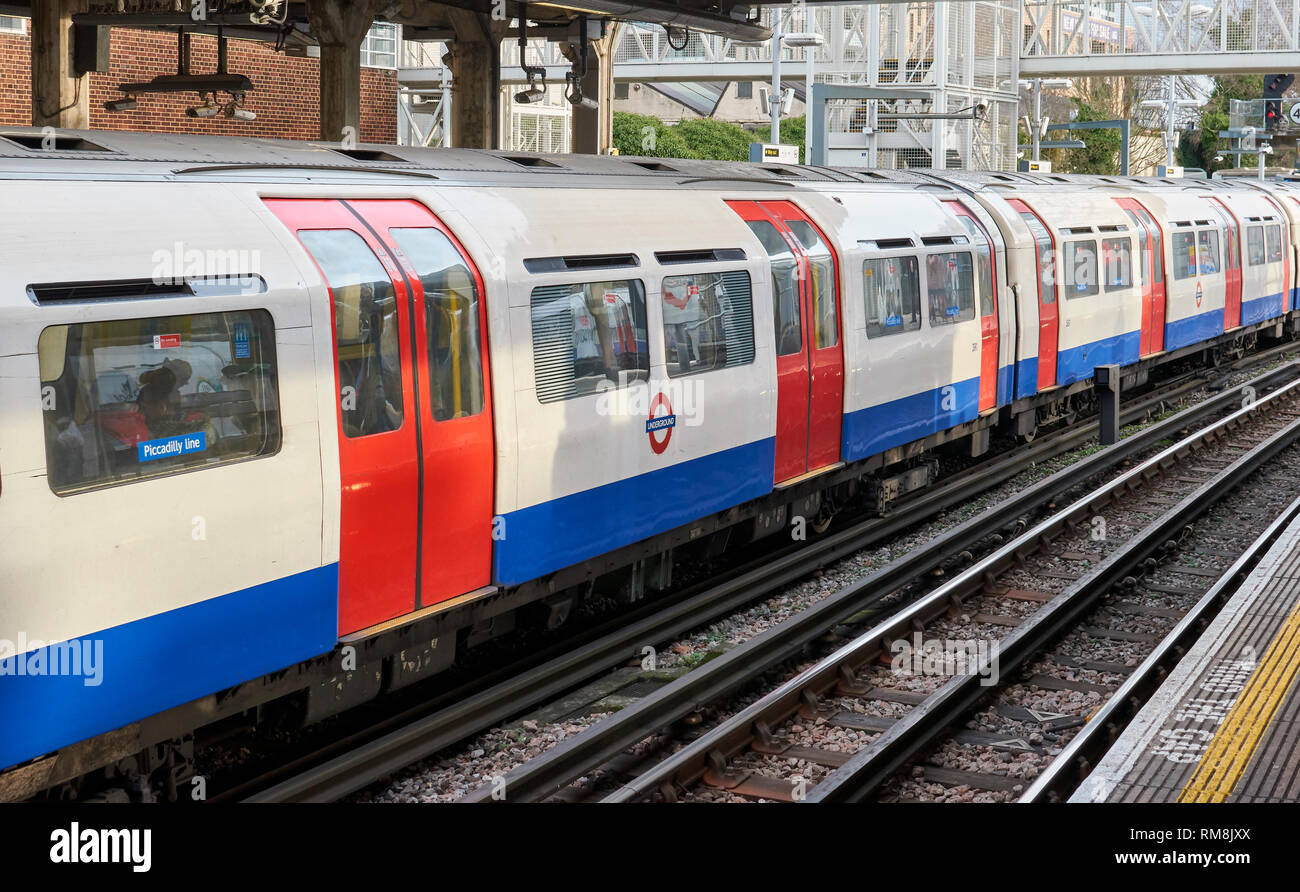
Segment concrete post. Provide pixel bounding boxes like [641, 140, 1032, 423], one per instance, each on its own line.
[571, 23, 618, 154]
[1095, 364, 1121, 446]
[31, 0, 90, 130]
[448, 10, 500, 150]
[306, 0, 387, 143]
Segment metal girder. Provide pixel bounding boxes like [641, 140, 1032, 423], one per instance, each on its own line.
[1021, 0, 1300, 76]
[1022, 53, 1300, 76]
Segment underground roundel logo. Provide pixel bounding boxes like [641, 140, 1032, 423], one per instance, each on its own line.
[1195, 281, 1203, 308]
[646, 392, 677, 455]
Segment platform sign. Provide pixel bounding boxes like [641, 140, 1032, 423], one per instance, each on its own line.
[749, 143, 800, 164]
[1017, 160, 1052, 172]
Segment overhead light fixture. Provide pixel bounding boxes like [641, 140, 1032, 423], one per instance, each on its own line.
[103, 97, 137, 112]
[186, 99, 220, 118]
[225, 102, 255, 121]
[514, 8, 546, 105]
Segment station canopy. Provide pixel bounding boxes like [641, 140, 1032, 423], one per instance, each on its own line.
[14, 0, 772, 44]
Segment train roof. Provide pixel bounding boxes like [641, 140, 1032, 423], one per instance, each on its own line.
[0, 126, 1293, 197]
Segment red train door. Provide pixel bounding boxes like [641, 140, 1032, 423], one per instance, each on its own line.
[1208, 197, 1243, 328]
[1007, 199, 1058, 389]
[266, 199, 494, 634]
[1114, 197, 1167, 355]
[945, 201, 998, 410]
[729, 199, 844, 483]
[347, 200, 495, 608]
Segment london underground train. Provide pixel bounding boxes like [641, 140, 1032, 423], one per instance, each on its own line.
[2, 128, 1298, 800]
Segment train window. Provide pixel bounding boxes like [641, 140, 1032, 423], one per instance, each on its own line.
[924, 252, 975, 325]
[530, 279, 649, 403]
[299, 229, 404, 437]
[1018, 211, 1056, 305]
[1134, 208, 1163, 284]
[1267, 224, 1283, 262]
[746, 220, 802, 356]
[1063, 240, 1099, 298]
[1172, 231, 1198, 280]
[1248, 226, 1266, 265]
[953, 215, 995, 316]
[660, 271, 756, 376]
[863, 256, 921, 338]
[785, 220, 838, 349]
[38, 310, 281, 495]
[389, 227, 484, 421]
[1197, 230, 1221, 274]
[1101, 238, 1132, 292]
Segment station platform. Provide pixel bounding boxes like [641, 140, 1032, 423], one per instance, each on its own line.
[1071, 511, 1300, 803]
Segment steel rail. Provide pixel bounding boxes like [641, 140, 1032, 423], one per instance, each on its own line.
[238, 366, 1271, 802]
[602, 373, 1300, 803]
[456, 366, 1300, 803]
[1016, 491, 1300, 803]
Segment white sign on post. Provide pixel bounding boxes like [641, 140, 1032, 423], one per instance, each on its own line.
[1242, 126, 1257, 151]
[1288, 102, 1300, 125]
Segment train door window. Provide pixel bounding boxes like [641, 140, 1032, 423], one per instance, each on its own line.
[1172, 231, 1198, 279]
[1223, 220, 1239, 269]
[1019, 212, 1056, 303]
[1267, 224, 1283, 262]
[1197, 229, 1221, 274]
[785, 219, 838, 348]
[1248, 226, 1266, 265]
[1135, 209, 1163, 284]
[38, 310, 281, 495]
[954, 216, 995, 316]
[298, 229, 404, 437]
[925, 252, 975, 324]
[1101, 237, 1132, 291]
[863, 256, 921, 338]
[660, 270, 756, 376]
[530, 279, 649, 402]
[1063, 240, 1099, 297]
[1121, 211, 1147, 286]
[388, 227, 484, 421]
[746, 219, 802, 355]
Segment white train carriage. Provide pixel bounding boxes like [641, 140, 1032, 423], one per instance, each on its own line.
[0, 178, 338, 773]
[813, 187, 1009, 462]
[1134, 189, 1229, 352]
[455, 186, 779, 584]
[1209, 186, 1290, 327]
[994, 190, 1145, 386]
[11, 128, 1300, 801]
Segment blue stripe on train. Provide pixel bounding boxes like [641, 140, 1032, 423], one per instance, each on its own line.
[0, 563, 338, 771]
[1241, 291, 1285, 327]
[494, 437, 776, 585]
[1055, 330, 1141, 386]
[997, 364, 1014, 407]
[1165, 307, 1226, 352]
[1015, 356, 1039, 400]
[841, 375, 981, 463]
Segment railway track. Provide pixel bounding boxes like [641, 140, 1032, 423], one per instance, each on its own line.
[234, 354, 1296, 803]
[456, 365, 1300, 803]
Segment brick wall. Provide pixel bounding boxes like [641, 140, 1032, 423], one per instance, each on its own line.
[0, 26, 396, 143]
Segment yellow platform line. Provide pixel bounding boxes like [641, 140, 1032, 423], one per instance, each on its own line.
[1178, 601, 1300, 803]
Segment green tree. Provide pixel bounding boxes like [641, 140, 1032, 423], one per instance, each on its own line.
[675, 117, 754, 161]
[611, 112, 693, 159]
[1175, 75, 1293, 173]
[1046, 96, 1122, 174]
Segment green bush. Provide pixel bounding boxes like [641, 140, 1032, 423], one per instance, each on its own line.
[675, 117, 755, 161]
[611, 112, 693, 159]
